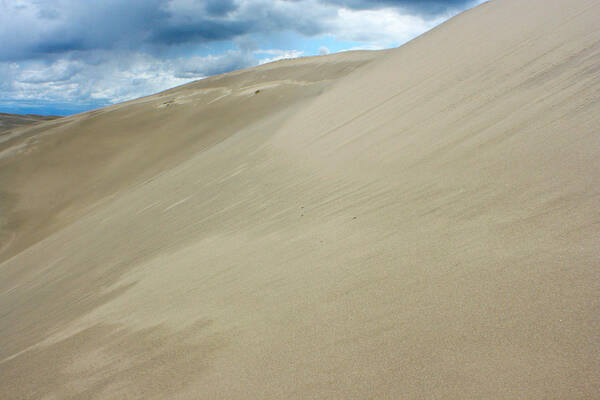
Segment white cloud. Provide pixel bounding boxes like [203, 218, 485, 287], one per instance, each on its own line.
[318, 46, 330, 55]
[329, 7, 442, 48]
[256, 49, 305, 65]
[2, 54, 203, 106]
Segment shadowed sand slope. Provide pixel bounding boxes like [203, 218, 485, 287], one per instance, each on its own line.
[0, 113, 60, 135]
[1, 0, 599, 398]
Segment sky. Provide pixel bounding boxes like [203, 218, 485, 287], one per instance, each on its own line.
[0, 0, 483, 116]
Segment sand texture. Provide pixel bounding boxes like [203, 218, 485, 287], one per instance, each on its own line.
[1, 0, 599, 398]
[0, 113, 60, 137]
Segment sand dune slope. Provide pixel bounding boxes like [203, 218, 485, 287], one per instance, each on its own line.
[1, 0, 599, 398]
[0, 113, 60, 134]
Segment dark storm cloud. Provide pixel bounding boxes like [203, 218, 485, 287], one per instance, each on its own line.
[1, 0, 166, 61]
[150, 20, 250, 45]
[1, 0, 474, 62]
[1, 0, 330, 61]
[204, 0, 238, 16]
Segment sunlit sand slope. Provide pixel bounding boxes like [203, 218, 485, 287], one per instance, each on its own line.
[1, 0, 598, 398]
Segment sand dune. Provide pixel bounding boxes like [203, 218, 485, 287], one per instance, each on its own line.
[1, 0, 599, 398]
[0, 113, 60, 137]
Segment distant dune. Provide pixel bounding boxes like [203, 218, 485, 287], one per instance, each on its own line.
[0, 0, 598, 398]
[0, 113, 60, 135]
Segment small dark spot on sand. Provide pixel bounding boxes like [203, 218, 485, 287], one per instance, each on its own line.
[352, 216, 357, 220]
[255, 90, 261, 94]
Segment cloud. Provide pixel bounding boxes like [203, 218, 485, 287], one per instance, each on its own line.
[1, 0, 329, 61]
[0, 0, 164, 61]
[0, 0, 483, 114]
[1, 0, 478, 60]
[308, 0, 478, 15]
[328, 7, 442, 47]
[318, 46, 331, 55]
[173, 50, 256, 78]
[256, 49, 305, 65]
[0, 50, 258, 105]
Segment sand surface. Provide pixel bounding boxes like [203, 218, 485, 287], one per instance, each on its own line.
[1, 0, 599, 398]
[0, 113, 60, 138]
